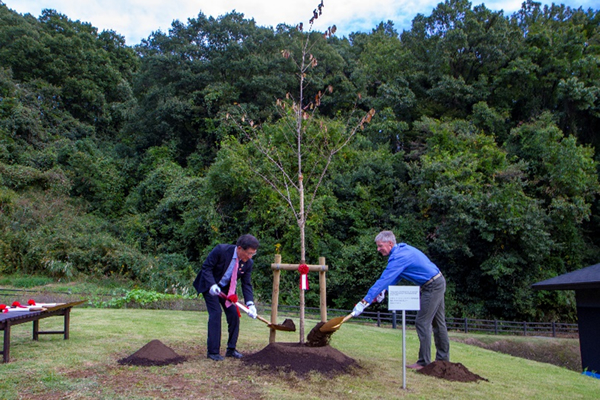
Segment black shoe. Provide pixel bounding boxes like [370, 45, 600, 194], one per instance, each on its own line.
[207, 353, 224, 361]
[225, 349, 243, 359]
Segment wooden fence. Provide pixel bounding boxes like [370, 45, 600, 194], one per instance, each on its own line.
[1, 288, 578, 338]
[276, 305, 579, 338]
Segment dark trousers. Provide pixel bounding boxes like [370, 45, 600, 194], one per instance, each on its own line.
[203, 291, 240, 355]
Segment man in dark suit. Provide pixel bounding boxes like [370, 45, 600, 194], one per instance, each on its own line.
[193, 234, 260, 361]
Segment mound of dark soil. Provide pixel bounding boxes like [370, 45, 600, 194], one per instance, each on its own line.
[118, 339, 186, 366]
[242, 342, 358, 376]
[418, 360, 488, 382]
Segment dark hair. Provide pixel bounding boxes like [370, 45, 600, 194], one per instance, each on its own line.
[236, 234, 260, 250]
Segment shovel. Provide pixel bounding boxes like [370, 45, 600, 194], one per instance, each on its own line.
[218, 293, 295, 331]
[319, 313, 353, 333]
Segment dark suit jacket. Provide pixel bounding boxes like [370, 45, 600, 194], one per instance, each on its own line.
[193, 244, 254, 304]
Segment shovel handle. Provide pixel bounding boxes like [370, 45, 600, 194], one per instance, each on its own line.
[234, 301, 268, 324]
[254, 314, 272, 326]
[217, 292, 272, 326]
[237, 302, 271, 326]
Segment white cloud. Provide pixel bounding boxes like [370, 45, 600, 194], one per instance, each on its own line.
[3, 0, 595, 45]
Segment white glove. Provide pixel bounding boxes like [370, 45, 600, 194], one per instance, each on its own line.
[209, 284, 221, 296]
[352, 300, 369, 317]
[246, 302, 257, 319]
[375, 289, 386, 303]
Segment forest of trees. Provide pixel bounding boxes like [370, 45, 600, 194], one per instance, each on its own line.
[1, 0, 599, 322]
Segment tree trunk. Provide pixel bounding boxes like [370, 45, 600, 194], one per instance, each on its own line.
[298, 174, 306, 343]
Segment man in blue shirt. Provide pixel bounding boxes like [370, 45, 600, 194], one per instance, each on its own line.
[352, 231, 450, 369]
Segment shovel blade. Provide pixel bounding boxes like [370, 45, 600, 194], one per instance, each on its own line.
[319, 316, 346, 333]
[269, 318, 296, 331]
[269, 324, 295, 332]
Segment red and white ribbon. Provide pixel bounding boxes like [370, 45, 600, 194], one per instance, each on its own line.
[1, 300, 55, 313]
[218, 292, 241, 317]
[1, 304, 30, 313]
[298, 264, 309, 290]
[227, 294, 241, 317]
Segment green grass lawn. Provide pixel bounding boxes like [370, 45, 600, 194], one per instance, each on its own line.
[0, 308, 597, 399]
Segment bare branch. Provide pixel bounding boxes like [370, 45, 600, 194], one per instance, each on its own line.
[245, 161, 300, 222]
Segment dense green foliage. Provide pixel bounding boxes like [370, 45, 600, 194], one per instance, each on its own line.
[1, 0, 599, 322]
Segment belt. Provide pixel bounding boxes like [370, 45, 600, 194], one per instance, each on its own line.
[422, 272, 442, 287]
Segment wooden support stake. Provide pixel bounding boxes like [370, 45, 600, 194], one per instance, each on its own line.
[299, 282, 305, 344]
[270, 255, 328, 344]
[270, 255, 281, 344]
[270, 263, 328, 271]
[319, 257, 327, 322]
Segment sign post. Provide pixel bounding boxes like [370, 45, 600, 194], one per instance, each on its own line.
[388, 286, 420, 389]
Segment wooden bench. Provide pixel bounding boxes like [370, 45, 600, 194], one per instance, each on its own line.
[0, 301, 85, 363]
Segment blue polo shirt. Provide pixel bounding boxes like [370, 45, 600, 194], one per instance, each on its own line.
[364, 243, 440, 303]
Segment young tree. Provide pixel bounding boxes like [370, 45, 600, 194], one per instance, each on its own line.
[230, 2, 373, 263]
[227, 1, 374, 341]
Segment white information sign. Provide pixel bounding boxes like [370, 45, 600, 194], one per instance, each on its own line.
[388, 286, 420, 311]
[388, 285, 420, 390]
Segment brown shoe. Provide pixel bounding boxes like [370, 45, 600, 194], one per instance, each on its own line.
[407, 363, 424, 370]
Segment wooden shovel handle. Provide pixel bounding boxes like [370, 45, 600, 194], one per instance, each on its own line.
[218, 292, 271, 325]
[256, 315, 272, 325]
[342, 313, 353, 323]
[234, 300, 270, 325]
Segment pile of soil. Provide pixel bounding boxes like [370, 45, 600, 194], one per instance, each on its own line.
[118, 339, 187, 367]
[417, 360, 488, 382]
[242, 342, 358, 376]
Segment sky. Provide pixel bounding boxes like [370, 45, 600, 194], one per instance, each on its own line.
[3, 0, 597, 46]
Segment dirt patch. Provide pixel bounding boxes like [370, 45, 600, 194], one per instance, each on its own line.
[451, 337, 581, 371]
[242, 342, 359, 376]
[418, 360, 488, 382]
[67, 362, 265, 400]
[117, 339, 187, 366]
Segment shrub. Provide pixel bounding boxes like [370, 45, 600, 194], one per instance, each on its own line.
[93, 288, 195, 308]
